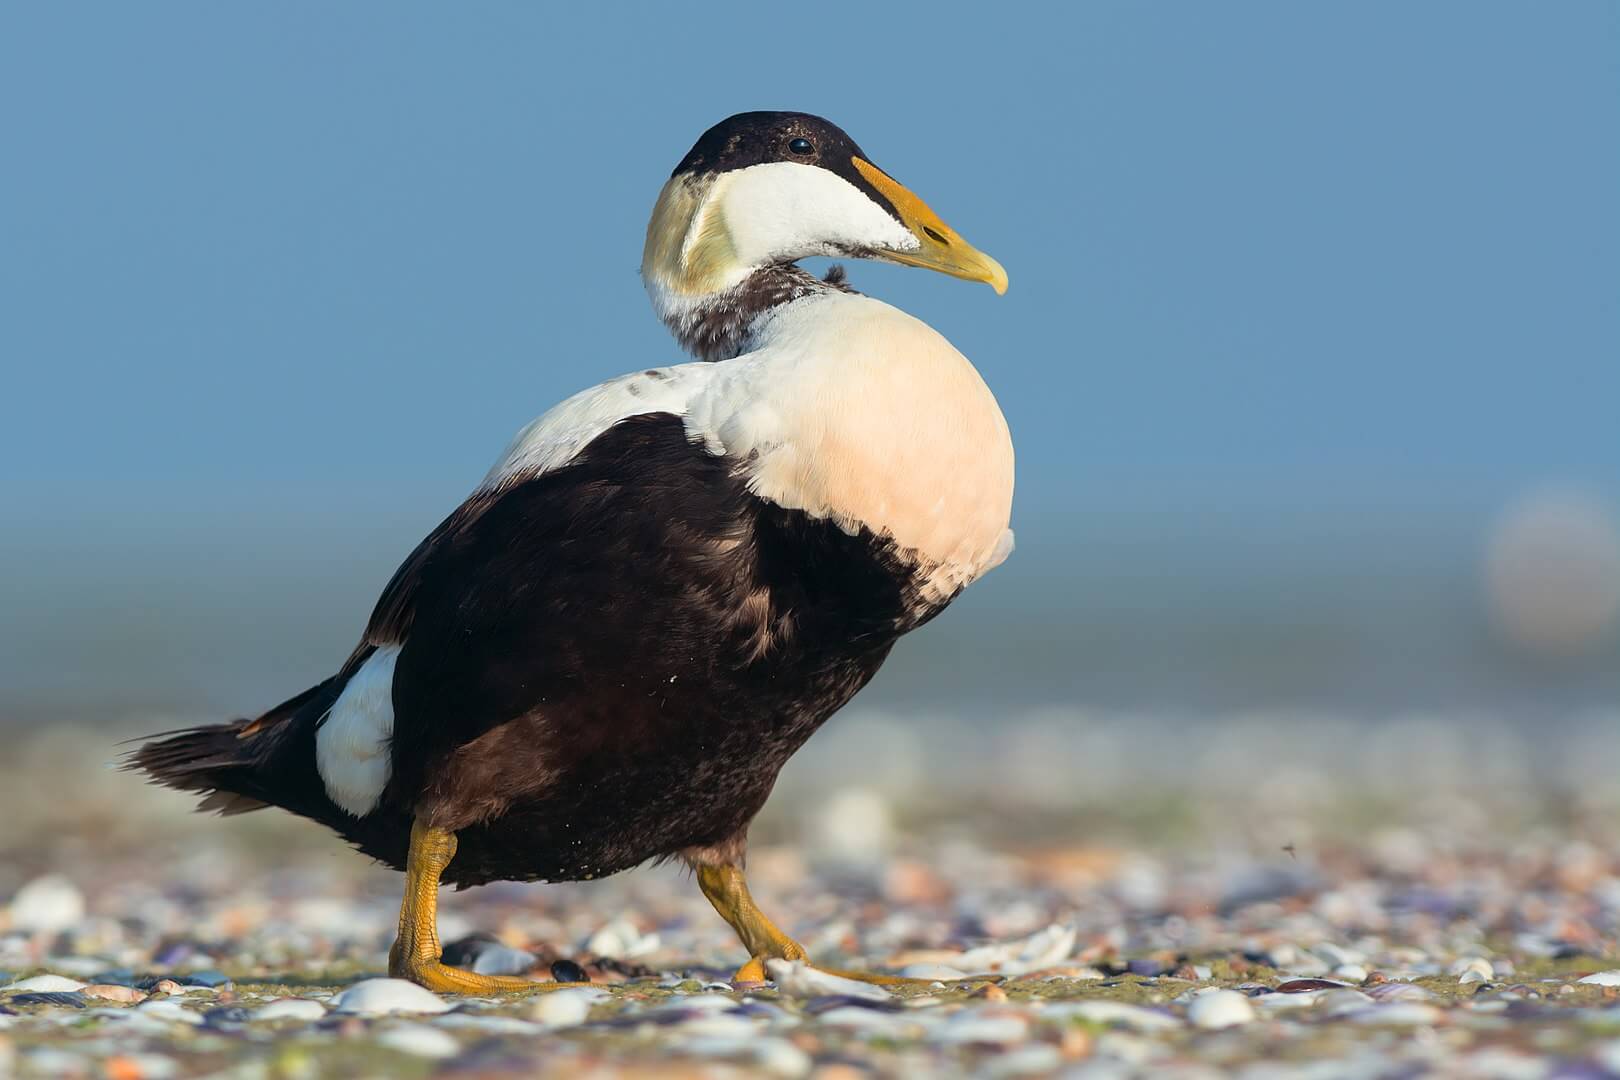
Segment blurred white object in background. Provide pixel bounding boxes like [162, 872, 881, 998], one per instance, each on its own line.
[807, 787, 896, 866]
[5, 873, 86, 934]
[1484, 489, 1620, 658]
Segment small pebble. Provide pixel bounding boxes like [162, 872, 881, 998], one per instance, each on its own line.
[22, 1048, 92, 1076]
[432, 1013, 543, 1034]
[253, 998, 327, 1021]
[140, 979, 186, 995]
[931, 1011, 1030, 1045]
[106, 1053, 179, 1080]
[1315, 989, 1378, 1016]
[1366, 982, 1439, 1002]
[5, 875, 86, 934]
[204, 1005, 252, 1024]
[80, 984, 145, 1003]
[376, 1023, 461, 1058]
[1187, 989, 1256, 1029]
[766, 960, 892, 1002]
[472, 945, 538, 976]
[88, 969, 137, 987]
[331, 978, 450, 1016]
[586, 917, 658, 960]
[8, 992, 86, 1008]
[4, 974, 86, 992]
[181, 969, 233, 988]
[134, 999, 203, 1025]
[528, 986, 606, 1027]
[645, 992, 738, 1015]
[814, 1005, 914, 1031]
[953, 924, 1078, 976]
[1278, 978, 1348, 993]
[550, 958, 590, 983]
[985, 1044, 1064, 1078]
[1348, 1003, 1445, 1026]
[749, 1037, 813, 1078]
[1048, 1001, 1181, 1032]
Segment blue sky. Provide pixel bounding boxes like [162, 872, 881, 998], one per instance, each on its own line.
[2, 3, 1617, 715]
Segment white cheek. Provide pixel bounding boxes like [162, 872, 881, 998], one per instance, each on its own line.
[718, 162, 916, 265]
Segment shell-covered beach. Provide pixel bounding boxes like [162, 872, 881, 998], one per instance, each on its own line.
[4, 715, 1620, 1079]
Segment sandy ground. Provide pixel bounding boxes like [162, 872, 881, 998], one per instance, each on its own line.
[2, 719, 1620, 1078]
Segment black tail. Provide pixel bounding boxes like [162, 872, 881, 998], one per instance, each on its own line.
[128, 719, 274, 815]
[128, 678, 342, 819]
[126, 675, 413, 869]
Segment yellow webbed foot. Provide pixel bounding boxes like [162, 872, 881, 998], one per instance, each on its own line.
[391, 817, 579, 995]
[695, 863, 942, 988]
[388, 950, 540, 994]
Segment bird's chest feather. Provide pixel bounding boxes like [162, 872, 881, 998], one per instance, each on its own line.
[693, 293, 1016, 602]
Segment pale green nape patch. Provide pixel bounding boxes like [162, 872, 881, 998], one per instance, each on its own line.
[641, 173, 740, 297]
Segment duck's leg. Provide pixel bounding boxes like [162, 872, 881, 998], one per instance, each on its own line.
[694, 863, 926, 986]
[388, 818, 542, 993]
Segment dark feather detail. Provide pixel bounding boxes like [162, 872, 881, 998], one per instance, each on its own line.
[668, 264, 857, 362]
[127, 721, 259, 799]
[359, 494, 502, 650]
[128, 675, 414, 865]
[198, 791, 269, 816]
[236, 675, 350, 739]
[669, 112, 905, 228]
[137, 413, 943, 888]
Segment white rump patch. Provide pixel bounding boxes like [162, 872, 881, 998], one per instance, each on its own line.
[316, 645, 400, 817]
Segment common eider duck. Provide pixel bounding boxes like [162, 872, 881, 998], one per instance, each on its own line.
[134, 111, 1014, 992]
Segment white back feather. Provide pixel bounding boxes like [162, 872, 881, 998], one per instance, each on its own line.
[483, 291, 1014, 597]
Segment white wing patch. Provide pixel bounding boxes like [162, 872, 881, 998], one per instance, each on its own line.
[478, 291, 1015, 597]
[481, 364, 722, 490]
[316, 644, 400, 817]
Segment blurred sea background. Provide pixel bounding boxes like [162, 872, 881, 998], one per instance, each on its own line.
[2, 2, 1617, 843]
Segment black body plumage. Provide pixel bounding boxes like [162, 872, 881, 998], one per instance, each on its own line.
[134, 414, 947, 887]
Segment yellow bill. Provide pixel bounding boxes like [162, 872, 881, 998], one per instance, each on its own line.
[852, 156, 1008, 294]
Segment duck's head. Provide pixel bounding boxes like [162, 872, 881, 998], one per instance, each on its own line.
[643, 111, 1007, 304]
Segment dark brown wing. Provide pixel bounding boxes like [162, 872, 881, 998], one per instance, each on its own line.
[353, 487, 504, 659]
[376, 413, 764, 799]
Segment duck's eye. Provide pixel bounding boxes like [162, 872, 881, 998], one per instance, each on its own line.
[787, 137, 815, 156]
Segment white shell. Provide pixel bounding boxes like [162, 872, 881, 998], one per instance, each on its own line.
[1186, 989, 1257, 1029]
[3, 974, 86, 993]
[253, 998, 328, 1022]
[376, 1023, 461, 1058]
[764, 960, 892, 1002]
[331, 978, 451, 1016]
